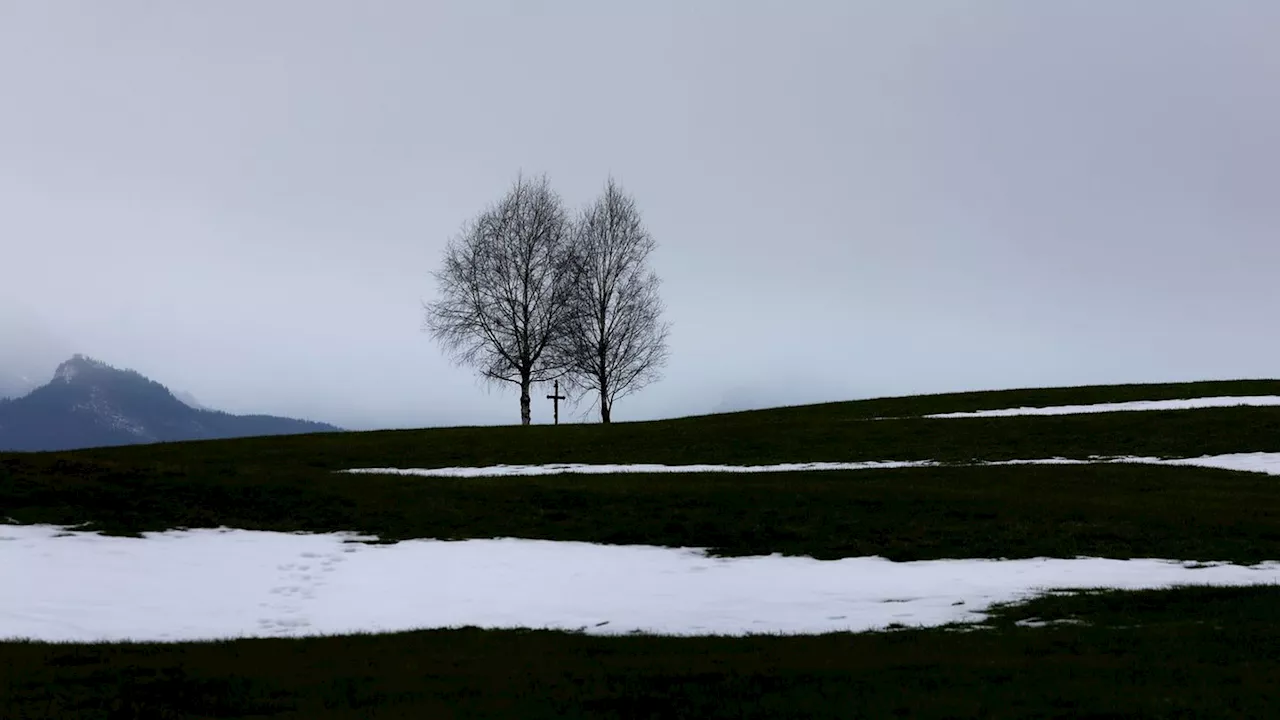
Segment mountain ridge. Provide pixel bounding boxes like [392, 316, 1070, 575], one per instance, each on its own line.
[0, 354, 340, 452]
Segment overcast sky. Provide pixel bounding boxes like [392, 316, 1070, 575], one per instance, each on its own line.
[2, 1, 1277, 429]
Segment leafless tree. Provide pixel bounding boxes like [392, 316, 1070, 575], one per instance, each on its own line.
[559, 178, 670, 423]
[424, 174, 575, 425]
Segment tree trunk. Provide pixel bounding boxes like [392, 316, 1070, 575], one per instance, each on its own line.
[520, 375, 532, 426]
[598, 360, 610, 424]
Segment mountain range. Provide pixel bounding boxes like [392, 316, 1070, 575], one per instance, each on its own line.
[0, 355, 340, 452]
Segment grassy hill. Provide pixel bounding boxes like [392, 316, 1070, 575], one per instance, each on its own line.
[702, 377, 1280, 420]
[5, 378, 1280, 718]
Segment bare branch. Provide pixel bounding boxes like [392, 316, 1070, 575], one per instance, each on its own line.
[555, 177, 670, 423]
[423, 174, 576, 425]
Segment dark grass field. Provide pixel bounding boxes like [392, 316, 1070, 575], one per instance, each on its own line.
[7, 379, 1280, 474]
[6, 463, 1280, 563]
[4, 379, 1280, 718]
[707, 377, 1280, 421]
[4, 587, 1280, 719]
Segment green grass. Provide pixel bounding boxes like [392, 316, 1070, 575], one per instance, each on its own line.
[4, 586, 1280, 719]
[6, 401, 1280, 478]
[5, 379, 1280, 717]
[725, 377, 1280, 421]
[7, 378, 1280, 472]
[6, 463, 1280, 562]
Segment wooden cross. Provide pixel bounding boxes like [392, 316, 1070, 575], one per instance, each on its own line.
[546, 380, 567, 425]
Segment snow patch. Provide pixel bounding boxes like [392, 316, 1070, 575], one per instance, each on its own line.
[3, 524, 1277, 642]
[71, 387, 152, 438]
[341, 453, 1280, 479]
[344, 460, 939, 478]
[924, 396, 1280, 419]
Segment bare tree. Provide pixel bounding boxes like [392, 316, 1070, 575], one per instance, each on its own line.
[424, 174, 575, 425]
[559, 178, 670, 423]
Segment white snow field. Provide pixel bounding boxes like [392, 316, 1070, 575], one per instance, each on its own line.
[341, 452, 1280, 479]
[4, 523, 1280, 643]
[344, 461, 938, 478]
[923, 395, 1280, 418]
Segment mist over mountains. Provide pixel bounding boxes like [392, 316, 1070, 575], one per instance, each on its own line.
[0, 355, 340, 452]
[0, 372, 38, 401]
[0, 304, 69, 401]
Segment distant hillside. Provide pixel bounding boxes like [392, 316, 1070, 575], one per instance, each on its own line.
[0, 355, 340, 452]
[173, 390, 210, 410]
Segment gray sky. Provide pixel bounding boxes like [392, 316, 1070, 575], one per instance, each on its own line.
[2, 1, 1277, 429]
